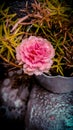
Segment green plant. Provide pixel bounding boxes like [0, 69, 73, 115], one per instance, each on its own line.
[0, 4, 24, 67]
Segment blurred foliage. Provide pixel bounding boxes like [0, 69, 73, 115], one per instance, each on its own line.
[0, 0, 73, 76]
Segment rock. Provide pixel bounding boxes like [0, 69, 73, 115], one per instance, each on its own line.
[25, 84, 73, 130]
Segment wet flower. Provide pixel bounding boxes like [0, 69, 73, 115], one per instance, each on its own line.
[16, 36, 55, 75]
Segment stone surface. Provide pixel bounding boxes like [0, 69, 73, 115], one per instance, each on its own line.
[25, 84, 73, 130]
[0, 63, 73, 130]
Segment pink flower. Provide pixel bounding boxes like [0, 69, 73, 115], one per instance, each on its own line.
[16, 36, 55, 75]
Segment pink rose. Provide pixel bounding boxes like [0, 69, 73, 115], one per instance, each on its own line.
[16, 36, 55, 75]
